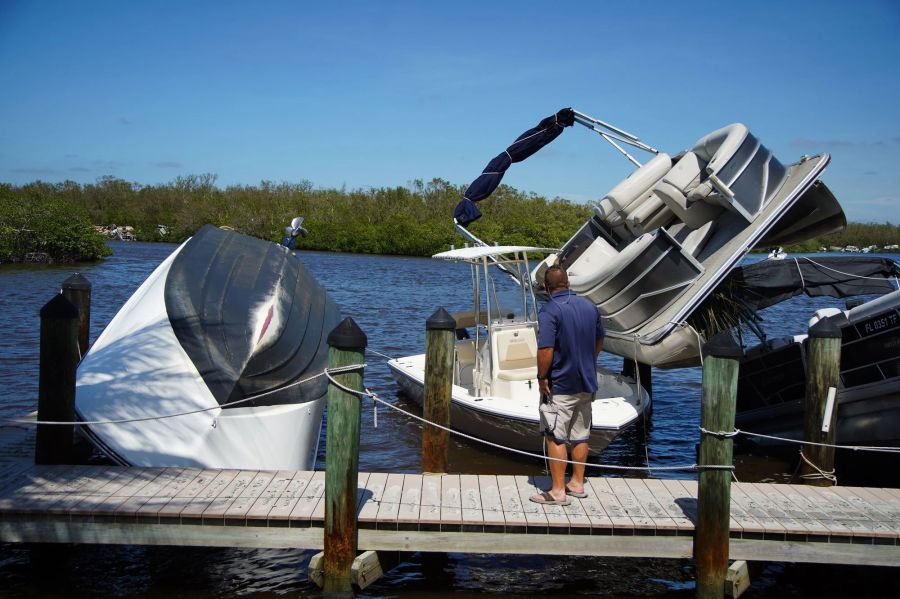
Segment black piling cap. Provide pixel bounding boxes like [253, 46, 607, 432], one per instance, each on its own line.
[426, 307, 456, 331]
[62, 273, 92, 291]
[39, 293, 79, 320]
[327, 317, 367, 350]
[701, 330, 743, 360]
[809, 314, 844, 338]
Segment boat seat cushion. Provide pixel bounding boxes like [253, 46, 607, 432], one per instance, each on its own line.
[596, 153, 671, 230]
[624, 191, 673, 236]
[494, 328, 537, 380]
[654, 151, 724, 229]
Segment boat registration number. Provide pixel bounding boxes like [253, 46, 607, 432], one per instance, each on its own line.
[859, 311, 899, 337]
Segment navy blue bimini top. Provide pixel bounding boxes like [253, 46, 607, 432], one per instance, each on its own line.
[537, 289, 605, 395]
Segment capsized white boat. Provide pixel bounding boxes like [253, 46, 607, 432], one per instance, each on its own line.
[75, 224, 341, 469]
[387, 245, 651, 454]
[453, 108, 847, 368]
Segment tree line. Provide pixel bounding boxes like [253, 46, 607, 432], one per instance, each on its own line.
[1, 174, 897, 264]
[0, 175, 591, 262]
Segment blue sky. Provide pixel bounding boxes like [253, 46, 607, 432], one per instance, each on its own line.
[1, 1, 899, 223]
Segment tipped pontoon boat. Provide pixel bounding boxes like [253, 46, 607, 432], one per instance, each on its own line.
[75, 224, 341, 469]
[454, 108, 846, 368]
[387, 245, 651, 454]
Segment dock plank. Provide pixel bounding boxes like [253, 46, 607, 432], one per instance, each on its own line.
[266, 471, 314, 523]
[785, 484, 856, 539]
[607, 477, 656, 533]
[759, 484, 833, 537]
[440, 474, 462, 532]
[375, 472, 404, 530]
[477, 475, 505, 531]
[829, 486, 900, 538]
[288, 470, 326, 526]
[417, 474, 442, 529]
[514, 475, 549, 531]
[358, 472, 388, 527]
[524, 475, 567, 531]
[576, 477, 614, 531]
[814, 486, 896, 540]
[245, 470, 297, 525]
[496, 475, 526, 531]
[739, 483, 809, 536]
[588, 478, 636, 533]
[641, 478, 694, 533]
[624, 478, 678, 534]
[224, 471, 278, 524]
[459, 474, 484, 532]
[397, 473, 422, 530]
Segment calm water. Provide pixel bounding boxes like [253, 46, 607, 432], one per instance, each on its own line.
[0, 242, 898, 597]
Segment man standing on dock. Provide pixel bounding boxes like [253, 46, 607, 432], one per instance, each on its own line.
[532, 264, 604, 506]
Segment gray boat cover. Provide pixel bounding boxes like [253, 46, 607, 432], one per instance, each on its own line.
[725, 256, 900, 310]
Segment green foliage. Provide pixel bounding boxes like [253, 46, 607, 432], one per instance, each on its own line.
[4, 174, 895, 261]
[0, 176, 591, 257]
[0, 183, 112, 263]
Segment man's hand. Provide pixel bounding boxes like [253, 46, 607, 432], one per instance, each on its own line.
[539, 378, 551, 398]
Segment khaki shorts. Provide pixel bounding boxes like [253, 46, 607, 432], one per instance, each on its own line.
[539, 392, 593, 445]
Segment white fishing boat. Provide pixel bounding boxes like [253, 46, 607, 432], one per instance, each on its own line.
[75, 224, 341, 470]
[453, 108, 847, 369]
[387, 245, 651, 454]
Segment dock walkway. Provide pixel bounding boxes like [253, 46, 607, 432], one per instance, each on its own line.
[1, 461, 898, 567]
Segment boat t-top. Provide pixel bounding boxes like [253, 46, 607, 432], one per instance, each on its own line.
[388, 244, 651, 454]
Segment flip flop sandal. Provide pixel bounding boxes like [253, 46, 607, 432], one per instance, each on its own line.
[529, 491, 570, 506]
[565, 487, 588, 498]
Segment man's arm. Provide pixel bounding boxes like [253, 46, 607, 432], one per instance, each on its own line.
[594, 338, 604, 360]
[537, 347, 554, 397]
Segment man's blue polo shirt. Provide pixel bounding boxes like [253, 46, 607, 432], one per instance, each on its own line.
[537, 289, 605, 394]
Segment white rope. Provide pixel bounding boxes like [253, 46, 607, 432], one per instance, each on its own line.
[701, 427, 900, 454]
[0, 366, 349, 427]
[798, 448, 838, 484]
[793, 257, 806, 290]
[324, 370, 730, 473]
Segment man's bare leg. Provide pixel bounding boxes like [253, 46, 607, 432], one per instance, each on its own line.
[567, 441, 589, 494]
[545, 436, 568, 501]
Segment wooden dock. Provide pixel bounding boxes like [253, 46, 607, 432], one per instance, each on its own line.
[1, 462, 898, 568]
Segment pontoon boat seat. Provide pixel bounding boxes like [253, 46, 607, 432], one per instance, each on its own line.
[653, 151, 724, 229]
[670, 123, 787, 223]
[492, 327, 538, 381]
[594, 153, 672, 239]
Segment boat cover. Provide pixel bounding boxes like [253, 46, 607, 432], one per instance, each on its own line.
[165, 224, 340, 408]
[454, 108, 575, 226]
[724, 256, 900, 310]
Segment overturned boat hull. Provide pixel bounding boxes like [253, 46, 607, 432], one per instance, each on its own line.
[76, 225, 341, 469]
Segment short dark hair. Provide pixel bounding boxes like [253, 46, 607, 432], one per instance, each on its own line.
[544, 264, 568, 290]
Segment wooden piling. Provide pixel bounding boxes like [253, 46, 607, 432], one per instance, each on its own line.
[35, 294, 80, 465]
[695, 333, 741, 599]
[323, 317, 367, 597]
[61, 273, 92, 358]
[799, 316, 843, 486]
[422, 307, 455, 474]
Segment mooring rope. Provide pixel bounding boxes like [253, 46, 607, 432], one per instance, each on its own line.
[797, 448, 838, 484]
[699, 426, 900, 454]
[324, 367, 732, 473]
[0, 365, 357, 427]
